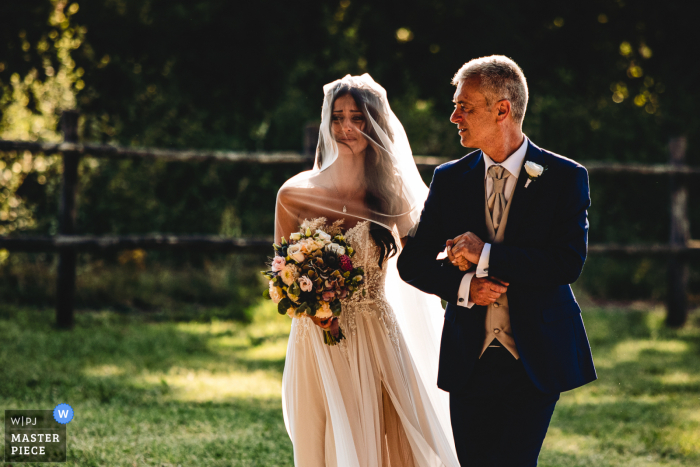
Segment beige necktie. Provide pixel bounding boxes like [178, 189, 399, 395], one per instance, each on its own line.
[487, 165, 510, 231]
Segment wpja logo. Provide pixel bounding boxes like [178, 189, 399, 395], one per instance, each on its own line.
[4, 405, 71, 463]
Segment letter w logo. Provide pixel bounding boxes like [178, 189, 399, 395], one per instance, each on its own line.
[58, 410, 69, 418]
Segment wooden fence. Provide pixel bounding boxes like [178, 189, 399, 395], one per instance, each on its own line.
[0, 111, 697, 328]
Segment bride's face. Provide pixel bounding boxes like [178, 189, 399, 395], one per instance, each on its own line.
[332, 94, 369, 157]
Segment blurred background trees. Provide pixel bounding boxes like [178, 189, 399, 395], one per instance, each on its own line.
[1, 0, 698, 314]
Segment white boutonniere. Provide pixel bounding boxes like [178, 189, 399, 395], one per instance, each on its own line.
[524, 161, 547, 188]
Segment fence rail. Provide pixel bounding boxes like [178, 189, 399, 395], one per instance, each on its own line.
[0, 235, 272, 253]
[2, 237, 700, 256]
[1, 138, 699, 174]
[0, 111, 695, 328]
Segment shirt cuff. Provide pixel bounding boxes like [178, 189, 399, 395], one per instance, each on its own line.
[457, 272, 476, 308]
[475, 243, 491, 278]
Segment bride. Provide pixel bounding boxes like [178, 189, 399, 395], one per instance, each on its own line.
[275, 74, 460, 467]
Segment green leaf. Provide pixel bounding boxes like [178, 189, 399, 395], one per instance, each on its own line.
[263, 289, 271, 300]
[277, 297, 292, 315]
[330, 299, 342, 315]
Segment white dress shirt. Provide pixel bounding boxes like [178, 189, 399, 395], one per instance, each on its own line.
[456, 137, 529, 307]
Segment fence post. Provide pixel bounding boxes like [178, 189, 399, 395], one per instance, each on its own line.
[56, 110, 79, 329]
[667, 136, 689, 327]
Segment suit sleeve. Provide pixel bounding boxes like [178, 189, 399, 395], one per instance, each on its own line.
[397, 168, 467, 304]
[489, 165, 589, 286]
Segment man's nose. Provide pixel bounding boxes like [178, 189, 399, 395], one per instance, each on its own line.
[450, 109, 460, 123]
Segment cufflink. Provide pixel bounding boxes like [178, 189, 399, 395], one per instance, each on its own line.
[458, 298, 464, 302]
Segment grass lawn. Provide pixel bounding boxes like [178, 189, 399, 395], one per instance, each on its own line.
[1, 303, 698, 466]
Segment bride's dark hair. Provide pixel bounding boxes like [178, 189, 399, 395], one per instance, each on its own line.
[316, 84, 403, 268]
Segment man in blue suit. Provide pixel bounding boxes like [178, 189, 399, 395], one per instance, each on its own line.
[397, 55, 596, 466]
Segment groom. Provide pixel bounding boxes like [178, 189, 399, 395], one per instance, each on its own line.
[398, 55, 596, 466]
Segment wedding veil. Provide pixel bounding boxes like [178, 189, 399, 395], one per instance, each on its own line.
[274, 74, 428, 241]
[276, 74, 456, 456]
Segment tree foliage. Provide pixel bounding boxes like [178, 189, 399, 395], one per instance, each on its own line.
[1, 0, 698, 302]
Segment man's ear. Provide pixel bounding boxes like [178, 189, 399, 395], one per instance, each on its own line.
[496, 100, 511, 122]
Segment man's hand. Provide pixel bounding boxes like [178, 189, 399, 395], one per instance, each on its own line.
[446, 238, 472, 271]
[451, 232, 486, 265]
[469, 276, 509, 306]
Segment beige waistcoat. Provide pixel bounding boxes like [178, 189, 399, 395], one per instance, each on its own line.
[479, 183, 520, 359]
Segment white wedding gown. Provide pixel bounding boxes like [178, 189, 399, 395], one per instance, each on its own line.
[282, 219, 460, 466]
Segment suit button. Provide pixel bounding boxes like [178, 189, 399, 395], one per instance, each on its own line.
[458, 298, 464, 302]
[493, 302, 500, 308]
[493, 328, 501, 334]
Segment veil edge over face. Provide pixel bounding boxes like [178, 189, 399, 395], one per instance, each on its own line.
[275, 74, 428, 243]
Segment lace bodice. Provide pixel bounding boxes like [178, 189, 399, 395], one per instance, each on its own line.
[343, 220, 388, 303]
[292, 219, 400, 349]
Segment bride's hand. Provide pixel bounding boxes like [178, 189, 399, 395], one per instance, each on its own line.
[309, 315, 334, 329]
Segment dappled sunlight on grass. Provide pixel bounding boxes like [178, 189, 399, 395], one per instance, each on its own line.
[659, 371, 700, 386]
[0, 301, 295, 465]
[83, 363, 127, 378]
[1, 303, 698, 465]
[539, 308, 700, 466]
[611, 339, 689, 362]
[543, 426, 598, 457]
[138, 367, 283, 402]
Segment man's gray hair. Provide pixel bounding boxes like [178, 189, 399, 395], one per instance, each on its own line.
[452, 55, 529, 125]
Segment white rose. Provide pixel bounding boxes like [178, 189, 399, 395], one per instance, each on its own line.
[524, 161, 544, 178]
[287, 244, 306, 263]
[289, 232, 302, 241]
[325, 243, 345, 256]
[316, 230, 332, 243]
[299, 238, 320, 253]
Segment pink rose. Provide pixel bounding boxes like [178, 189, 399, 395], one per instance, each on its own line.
[322, 291, 336, 301]
[271, 256, 286, 272]
[299, 275, 313, 292]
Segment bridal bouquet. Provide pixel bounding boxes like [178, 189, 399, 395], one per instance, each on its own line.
[261, 219, 365, 345]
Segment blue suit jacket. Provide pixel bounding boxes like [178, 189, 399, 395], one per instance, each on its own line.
[397, 139, 597, 394]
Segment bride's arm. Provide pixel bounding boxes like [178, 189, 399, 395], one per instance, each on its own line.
[274, 187, 300, 243]
[275, 187, 333, 330]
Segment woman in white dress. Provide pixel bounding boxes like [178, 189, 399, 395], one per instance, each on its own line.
[275, 74, 460, 467]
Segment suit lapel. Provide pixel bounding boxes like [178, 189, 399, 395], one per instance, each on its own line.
[502, 140, 545, 239]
